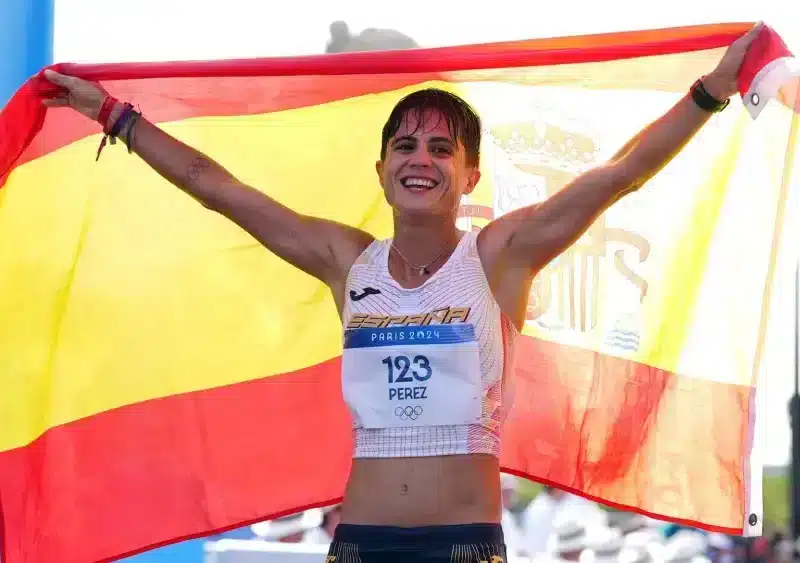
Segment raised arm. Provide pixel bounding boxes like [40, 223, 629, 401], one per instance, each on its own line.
[496, 22, 763, 272]
[41, 70, 372, 288]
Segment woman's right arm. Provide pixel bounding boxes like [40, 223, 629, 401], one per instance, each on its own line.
[42, 70, 373, 286]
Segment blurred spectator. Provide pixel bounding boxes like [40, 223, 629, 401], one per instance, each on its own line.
[250, 509, 322, 543]
[708, 532, 735, 563]
[771, 532, 793, 563]
[500, 474, 526, 557]
[749, 535, 774, 563]
[551, 521, 589, 561]
[302, 504, 341, 545]
[608, 513, 648, 536]
[582, 526, 625, 563]
[522, 486, 607, 554]
[326, 21, 352, 54]
[623, 522, 665, 563]
[325, 20, 418, 53]
[660, 529, 710, 563]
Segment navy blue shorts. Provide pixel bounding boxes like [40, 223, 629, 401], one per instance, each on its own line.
[325, 523, 507, 562]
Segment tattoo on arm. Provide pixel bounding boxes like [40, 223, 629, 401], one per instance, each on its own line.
[186, 157, 211, 183]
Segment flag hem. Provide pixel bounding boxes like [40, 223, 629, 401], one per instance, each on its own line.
[0, 22, 753, 191]
[39, 23, 752, 81]
[743, 55, 800, 119]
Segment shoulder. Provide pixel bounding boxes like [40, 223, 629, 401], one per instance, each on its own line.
[349, 232, 387, 268]
[328, 223, 377, 273]
[475, 209, 523, 268]
[325, 225, 377, 315]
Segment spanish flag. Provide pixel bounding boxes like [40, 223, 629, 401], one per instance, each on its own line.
[0, 22, 798, 563]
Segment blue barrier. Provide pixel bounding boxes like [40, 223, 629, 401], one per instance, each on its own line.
[0, 0, 54, 108]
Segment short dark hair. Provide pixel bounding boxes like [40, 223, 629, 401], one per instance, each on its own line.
[380, 88, 482, 167]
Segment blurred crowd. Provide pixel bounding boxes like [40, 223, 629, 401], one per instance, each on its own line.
[323, 19, 418, 54]
[229, 476, 796, 563]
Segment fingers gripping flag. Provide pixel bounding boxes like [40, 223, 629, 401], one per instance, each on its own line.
[0, 22, 797, 563]
[739, 24, 800, 118]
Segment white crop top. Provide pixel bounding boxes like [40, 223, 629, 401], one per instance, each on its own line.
[340, 230, 520, 459]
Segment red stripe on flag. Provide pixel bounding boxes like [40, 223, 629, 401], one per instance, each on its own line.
[503, 336, 752, 532]
[0, 358, 351, 563]
[0, 335, 752, 563]
[738, 24, 794, 95]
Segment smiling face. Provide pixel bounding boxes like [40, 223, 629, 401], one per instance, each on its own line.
[376, 89, 482, 219]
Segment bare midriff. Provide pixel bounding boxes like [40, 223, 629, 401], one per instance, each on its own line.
[339, 454, 502, 527]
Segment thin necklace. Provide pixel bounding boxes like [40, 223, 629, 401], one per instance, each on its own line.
[391, 236, 457, 276]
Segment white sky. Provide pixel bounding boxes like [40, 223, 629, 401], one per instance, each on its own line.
[53, 0, 799, 467]
[54, 0, 798, 62]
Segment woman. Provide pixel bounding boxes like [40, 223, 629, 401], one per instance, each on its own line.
[42, 22, 761, 562]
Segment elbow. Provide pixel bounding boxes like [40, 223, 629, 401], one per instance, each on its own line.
[184, 190, 217, 212]
[192, 179, 240, 213]
[605, 159, 644, 197]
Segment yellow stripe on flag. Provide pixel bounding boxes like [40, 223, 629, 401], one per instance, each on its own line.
[640, 111, 749, 373]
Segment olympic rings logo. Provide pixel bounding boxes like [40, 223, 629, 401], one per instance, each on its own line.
[395, 406, 423, 420]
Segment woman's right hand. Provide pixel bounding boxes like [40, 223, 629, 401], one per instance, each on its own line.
[42, 69, 112, 123]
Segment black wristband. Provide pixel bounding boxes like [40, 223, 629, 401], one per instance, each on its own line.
[110, 103, 135, 138]
[690, 78, 730, 113]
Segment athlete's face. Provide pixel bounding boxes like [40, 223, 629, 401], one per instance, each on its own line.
[376, 109, 480, 217]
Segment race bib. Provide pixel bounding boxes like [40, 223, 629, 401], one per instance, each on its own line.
[341, 324, 483, 429]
